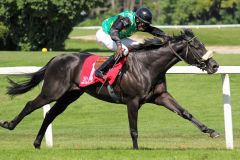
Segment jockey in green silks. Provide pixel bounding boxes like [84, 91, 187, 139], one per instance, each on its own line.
[95, 7, 169, 79]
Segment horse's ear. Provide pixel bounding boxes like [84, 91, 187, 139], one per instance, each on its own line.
[183, 28, 194, 37]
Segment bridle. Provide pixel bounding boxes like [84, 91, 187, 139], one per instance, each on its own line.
[168, 36, 210, 70]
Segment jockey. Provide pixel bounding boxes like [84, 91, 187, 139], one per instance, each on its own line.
[95, 7, 169, 78]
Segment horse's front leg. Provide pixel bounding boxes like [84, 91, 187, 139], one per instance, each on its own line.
[152, 92, 220, 138]
[127, 98, 140, 149]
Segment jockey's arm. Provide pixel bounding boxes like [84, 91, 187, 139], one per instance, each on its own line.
[110, 16, 131, 59]
[144, 25, 168, 38]
[110, 16, 130, 48]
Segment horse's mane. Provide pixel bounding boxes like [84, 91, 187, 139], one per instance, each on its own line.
[132, 28, 193, 51]
[131, 38, 165, 51]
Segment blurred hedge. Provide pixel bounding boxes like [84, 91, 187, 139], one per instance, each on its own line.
[0, 22, 14, 50]
[0, 0, 103, 51]
[0, 22, 8, 43]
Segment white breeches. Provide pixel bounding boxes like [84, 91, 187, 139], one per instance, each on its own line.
[96, 28, 139, 56]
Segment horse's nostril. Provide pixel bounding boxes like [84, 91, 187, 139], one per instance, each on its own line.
[213, 64, 219, 70]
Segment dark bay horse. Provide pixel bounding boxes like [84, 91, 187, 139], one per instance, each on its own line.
[0, 29, 220, 149]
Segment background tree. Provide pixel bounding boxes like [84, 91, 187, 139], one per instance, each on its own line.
[150, 0, 240, 25]
[1, 0, 239, 50]
[0, 22, 12, 50]
[81, 0, 239, 26]
[0, 0, 103, 51]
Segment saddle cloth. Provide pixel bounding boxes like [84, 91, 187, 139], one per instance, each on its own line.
[79, 55, 126, 87]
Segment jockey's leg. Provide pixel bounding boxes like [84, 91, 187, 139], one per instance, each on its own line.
[96, 29, 134, 78]
[95, 55, 115, 78]
[96, 28, 139, 56]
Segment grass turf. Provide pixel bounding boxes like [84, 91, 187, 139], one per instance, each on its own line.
[0, 52, 240, 159]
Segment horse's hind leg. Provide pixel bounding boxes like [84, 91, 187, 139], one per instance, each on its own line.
[33, 90, 83, 149]
[0, 79, 70, 130]
[0, 94, 52, 130]
[0, 91, 59, 130]
[153, 92, 220, 138]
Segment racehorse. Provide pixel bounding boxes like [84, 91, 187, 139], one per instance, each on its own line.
[0, 29, 220, 149]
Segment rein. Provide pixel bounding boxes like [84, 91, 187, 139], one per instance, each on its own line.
[168, 41, 188, 64]
[168, 36, 205, 67]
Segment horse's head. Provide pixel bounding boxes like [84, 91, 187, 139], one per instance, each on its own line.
[170, 29, 219, 74]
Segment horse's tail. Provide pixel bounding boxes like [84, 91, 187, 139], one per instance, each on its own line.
[7, 57, 55, 97]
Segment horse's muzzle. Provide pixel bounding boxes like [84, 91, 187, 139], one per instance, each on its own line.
[205, 58, 219, 74]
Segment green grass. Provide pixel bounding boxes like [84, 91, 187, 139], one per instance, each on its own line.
[68, 28, 240, 47]
[64, 39, 109, 54]
[0, 148, 240, 160]
[69, 28, 98, 37]
[0, 52, 240, 159]
[162, 28, 240, 46]
[190, 28, 240, 45]
[1, 74, 240, 159]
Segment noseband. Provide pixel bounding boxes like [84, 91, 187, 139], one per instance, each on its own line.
[168, 37, 209, 70]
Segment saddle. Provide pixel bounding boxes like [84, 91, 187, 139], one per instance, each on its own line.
[79, 55, 126, 87]
[95, 56, 109, 69]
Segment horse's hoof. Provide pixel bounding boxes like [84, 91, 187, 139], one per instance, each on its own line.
[133, 145, 139, 150]
[0, 120, 4, 125]
[33, 141, 41, 149]
[0, 120, 8, 129]
[210, 131, 220, 138]
[0, 121, 14, 130]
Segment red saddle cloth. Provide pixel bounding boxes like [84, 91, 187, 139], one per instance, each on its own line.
[79, 55, 126, 87]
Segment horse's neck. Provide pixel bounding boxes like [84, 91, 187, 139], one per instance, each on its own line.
[139, 46, 180, 72]
[126, 42, 184, 83]
[159, 43, 184, 71]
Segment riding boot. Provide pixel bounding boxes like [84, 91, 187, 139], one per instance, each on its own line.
[95, 55, 115, 78]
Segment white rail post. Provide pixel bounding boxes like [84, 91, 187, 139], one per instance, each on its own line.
[43, 104, 53, 147]
[221, 74, 234, 149]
